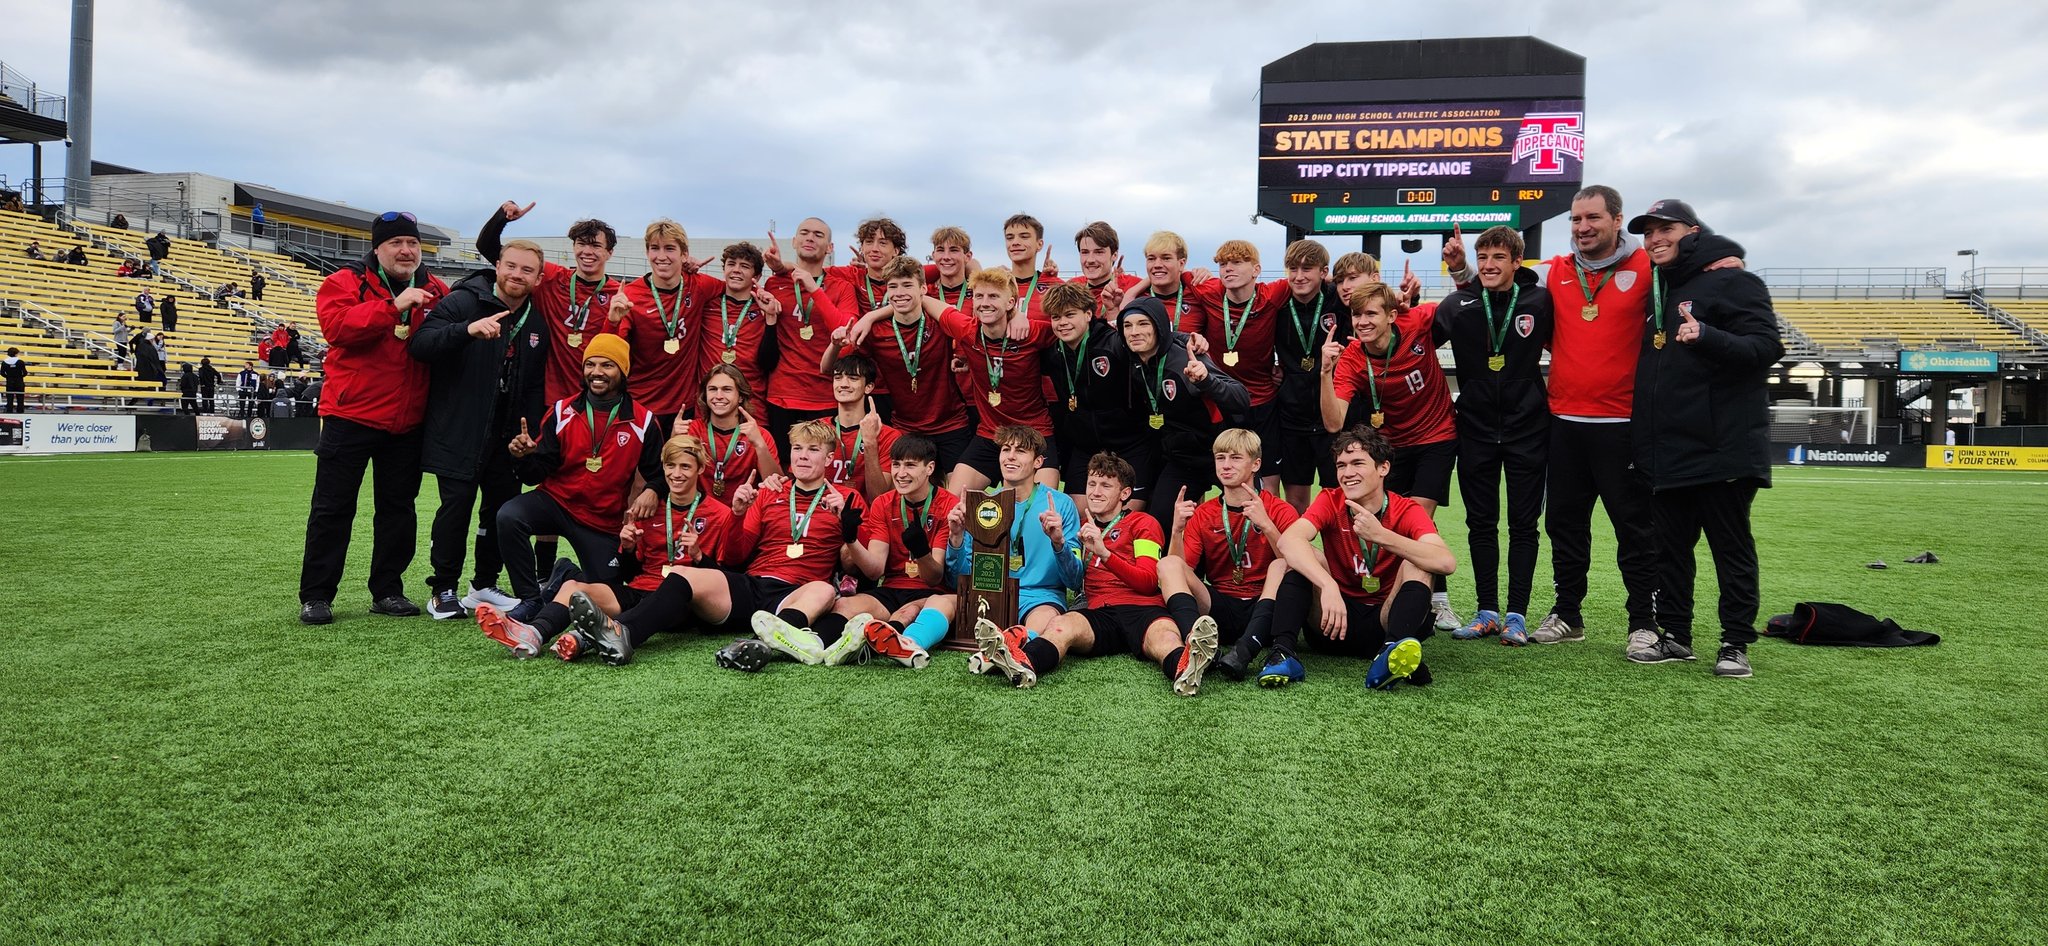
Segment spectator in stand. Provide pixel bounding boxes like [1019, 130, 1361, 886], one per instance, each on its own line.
[111, 212, 129, 230]
[2, 348, 26, 413]
[178, 363, 198, 414]
[286, 322, 306, 367]
[235, 361, 259, 418]
[113, 313, 130, 363]
[131, 328, 161, 383]
[302, 374, 322, 416]
[267, 324, 291, 368]
[252, 202, 267, 237]
[251, 270, 267, 302]
[64, 245, 88, 266]
[199, 356, 220, 413]
[291, 372, 315, 416]
[114, 258, 136, 278]
[146, 232, 171, 275]
[161, 293, 179, 333]
[2, 192, 25, 214]
[135, 288, 155, 323]
[24, 240, 44, 261]
[218, 282, 243, 303]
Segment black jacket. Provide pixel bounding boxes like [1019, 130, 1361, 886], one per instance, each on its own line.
[409, 268, 551, 480]
[1274, 284, 1353, 433]
[1128, 339, 1249, 468]
[1632, 232, 1783, 491]
[1437, 265, 1551, 445]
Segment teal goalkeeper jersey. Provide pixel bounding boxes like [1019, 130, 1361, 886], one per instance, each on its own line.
[948, 484, 1084, 598]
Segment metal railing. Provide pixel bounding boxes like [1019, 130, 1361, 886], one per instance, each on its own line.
[1754, 267, 1950, 299]
[0, 60, 66, 122]
[9, 298, 122, 363]
[1967, 267, 2048, 297]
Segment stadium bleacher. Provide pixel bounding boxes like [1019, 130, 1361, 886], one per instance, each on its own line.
[1772, 298, 2039, 354]
[74, 219, 329, 355]
[1985, 298, 2048, 337]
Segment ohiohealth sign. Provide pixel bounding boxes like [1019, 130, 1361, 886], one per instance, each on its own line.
[1899, 350, 1999, 373]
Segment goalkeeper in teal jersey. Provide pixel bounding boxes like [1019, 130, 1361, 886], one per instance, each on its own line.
[948, 426, 1085, 657]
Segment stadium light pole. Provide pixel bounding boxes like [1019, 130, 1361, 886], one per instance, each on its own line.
[1956, 249, 1978, 291]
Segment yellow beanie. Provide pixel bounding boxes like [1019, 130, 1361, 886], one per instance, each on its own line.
[583, 332, 630, 377]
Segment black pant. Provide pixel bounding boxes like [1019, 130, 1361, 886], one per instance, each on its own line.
[1544, 419, 1656, 629]
[1458, 433, 1546, 615]
[766, 401, 834, 461]
[495, 490, 620, 599]
[298, 417, 422, 603]
[1651, 481, 1760, 648]
[200, 393, 215, 414]
[427, 450, 523, 594]
[4, 390, 22, 412]
[1269, 571, 1433, 658]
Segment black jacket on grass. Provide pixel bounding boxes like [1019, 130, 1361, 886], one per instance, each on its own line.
[1438, 264, 1551, 446]
[409, 268, 550, 481]
[1631, 232, 1782, 491]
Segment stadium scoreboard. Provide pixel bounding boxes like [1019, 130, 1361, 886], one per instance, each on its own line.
[1257, 38, 1586, 237]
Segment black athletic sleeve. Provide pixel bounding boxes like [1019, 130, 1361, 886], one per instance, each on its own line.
[476, 208, 508, 265]
[637, 418, 668, 499]
[407, 288, 477, 363]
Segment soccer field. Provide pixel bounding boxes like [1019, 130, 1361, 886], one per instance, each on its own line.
[2, 452, 2043, 944]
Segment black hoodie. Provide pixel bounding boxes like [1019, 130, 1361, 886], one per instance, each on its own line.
[409, 268, 551, 480]
[1436, 264, 1551, 444]
[1631, 232, 1783, 491]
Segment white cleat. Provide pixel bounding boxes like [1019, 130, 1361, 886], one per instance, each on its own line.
[751, 611, 827, 665]
[462, 585, 521, 611]
[1172, 615, 1220, 697]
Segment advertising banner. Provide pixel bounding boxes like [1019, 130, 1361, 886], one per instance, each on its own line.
[1899, 350, 1998, 373]
[1777, 443, 1919, 467]
[1926, 445, 2048, 470]
[0, 414, 136, 454]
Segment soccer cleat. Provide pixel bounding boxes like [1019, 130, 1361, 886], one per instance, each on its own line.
[819, 619, 871, 667]
[1530, 612, 1584, 644]
[1500, 612, 1529, 647]
[1624, 628, 1662, 660]
[1172, 616, 1221, 697]
[511, 558, 582, 622]
[1627, 634, 1697, 664]
[552, 628, 593, 662]
[568, 591, 634, 666]
[1365, 637, 1423, 690]
[973, 618, 1037, 689]
[370, 594, 422, 618]
[1431, 598, 1462, 633]
[1215, 633, 1262, 682]
[461, 584, 520, 611]
[1453, 609, 1502, 640]
[475, 603, 542, 658]
[751, 611, 827, 665]
[427, 587, 465, 620]
[299, 600, 333, 625]
[965, 651, 993, 675]
[1408, 661, 1434, 687]
[860, 615, 931, 669]
[715, 637, 773, 672]
[1713, 645, 1753, 678]
[1257, 652, 1305, 688]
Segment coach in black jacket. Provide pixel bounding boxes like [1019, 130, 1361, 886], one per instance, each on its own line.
[1438, 227, 1551, 629]
[1627, 199, 1783, 678]
[408, 243, 550, 617]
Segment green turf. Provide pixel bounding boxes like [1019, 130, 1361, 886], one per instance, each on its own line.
[2, 452, 2044, 944]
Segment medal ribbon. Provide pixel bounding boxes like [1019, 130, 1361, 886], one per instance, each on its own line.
[720, 295, 752, 349]
[788, 485, 827, 544]
[583, 399, 622, 465]
[1287, 294, 1322, 359]
[890, 314, 926, 388]
[1362, 326, 1399, 416]
[1482, 283, 1520, 358]
[665, 493, 703, 561]
[649, 276, 684, 340]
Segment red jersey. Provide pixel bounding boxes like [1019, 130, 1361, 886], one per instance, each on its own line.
[940, 308, 1056, 437]
[697, 292, 775, 398]
[824, 416, 901, 499]
[848, 311, 965, 435]
[763, 270, 856, 410]
[687, 416, 780, 504]
[1300, 488, 1439, 603]
[925, 279, 976, 313]
[533, 394, 659, 533]
[314, 263, 448, 434]
[1080, 273, 1145, 322]
[1182, 279, 1291, 406]
[857, 487, 960, 591]
[617, 272, 721, 420]
[1007, 269, 1063, 324]
[736, 481, 867, 585]
[1330, 305, 1457, 446]
[1544, 248, 1653, 419]
[1082, 510, 1166, 608]
[1138, 275, 1200, 330]
[532, 263, 622, 404]
[1181, 491, 1299, 600]
[625, 493, 739, 591]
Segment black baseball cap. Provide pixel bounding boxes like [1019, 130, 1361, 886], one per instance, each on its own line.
[1120, 296, 1168, 326]
[1627, 198, 1706, 234]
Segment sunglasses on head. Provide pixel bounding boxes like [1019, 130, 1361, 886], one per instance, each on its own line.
[377, 211, 417, 222]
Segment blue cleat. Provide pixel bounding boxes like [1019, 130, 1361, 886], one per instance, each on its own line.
[1365, 637, 1423, 690]
[1500, 612, 1529, 647]
[1453, 609, 1502, 640]
[1257, 652, 1305, 688]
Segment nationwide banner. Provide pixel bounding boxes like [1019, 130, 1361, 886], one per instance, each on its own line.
[1926, 445, 2048, 470]
[1776, 443, 1919, 467]
[1260, 99, 1586, 189]
[0, 413, 136, 454]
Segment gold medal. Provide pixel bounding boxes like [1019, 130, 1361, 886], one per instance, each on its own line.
[786, 543, 805, 559]
[1581, 302, 1598, 322]
[584, 456, 603, 472]
[1488, 354, 1505, 372]
[1008, 553, 1024, 571]
[800, 325, 814, 341]
[909, 378, 918, 393]
[663, 338, 680, 355]
[1370, 411, 1385, 428]
[904, 561, 920, 578]
[393, 324, 411, 340]
[1149, 414, 1165, 429]
[1067, 396, 1078, 411]
[1223, 351, 1239, 367]
[721, 349, 737, 364]
[1300, 357, 1314, 371]
[567, 332, 584, 348]
[988, 392, 1002, 407]
[1233, 566, 1245, 583]
[1653, 331, 1667, 350]
[1361, 574, 1381, 594]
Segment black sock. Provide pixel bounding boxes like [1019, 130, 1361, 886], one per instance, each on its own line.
[777, 608, 811, 631]
[815, 613, 849, 645]
[1022, 637, 1060, 675]
[618, 573, 696, 646]
[535, 539, 559, 575]
[1244, 599, 1275, 650]
[1432, 573, 1447, 594]
[1165, 593, 1201, 636]
[1161, 646, 1185, 679]
[888, 619, 908, 632]
[533, 602, 571, 639]
[1388, 580, 1434, 641]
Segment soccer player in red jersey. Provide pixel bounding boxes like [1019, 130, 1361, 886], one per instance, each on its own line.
[1073, 221, 1142, 323]
[820, 353, 899, 499]
[999, 213, 1062, 324]
[1157, 428, 1299, 681]
[1182, 239, 1294, 483]
[830, 435, 962, 669]
[476, 201, 623, 405]
[1319, 279, 1464, 631]
[975, 453, 1209, 695]
[702, 241, 783, 414]
[828, 255, 972, 474]
[1264, 426, 1458, 689]
[926, 226, 977, 312]
[759, 218, 853, 445]
[610, 219, 722, 435]
[477, 434, 742, 664]
[1270, 239, 1350, 510]
[941, 269, 1060, 493]
[684, 363, 782, 505]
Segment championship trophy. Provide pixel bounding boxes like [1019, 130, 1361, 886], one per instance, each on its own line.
[945, 486, 1019, 649]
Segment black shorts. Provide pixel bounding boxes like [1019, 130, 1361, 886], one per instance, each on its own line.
[920, 425, 975, 481]
[956, 433, 1059, 485]
[867, 584, 940, 615]
[1387, 438, 1457, 507]
[1241, 400, 1280, 476]
[715, 570, 800, 633]
[1079, 604, 1174, 657]
[608, 582, 647, 611]
[1205, 590, 1259, 647]
[1275, 427, 1334, 488]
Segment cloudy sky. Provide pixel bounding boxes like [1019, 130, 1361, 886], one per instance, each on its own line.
[5, 0, 2041, 279]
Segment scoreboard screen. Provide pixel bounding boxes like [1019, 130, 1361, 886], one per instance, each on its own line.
[1259, 99, 1585, 189]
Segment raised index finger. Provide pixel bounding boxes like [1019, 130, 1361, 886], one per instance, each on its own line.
[1452, 222, 1463, 242]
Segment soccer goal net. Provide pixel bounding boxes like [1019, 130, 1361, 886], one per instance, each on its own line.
[1770, 406, 1876, 444]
